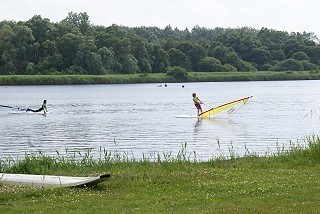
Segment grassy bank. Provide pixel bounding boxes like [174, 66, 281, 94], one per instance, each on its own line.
[1, 71, 320, 85]
[1, 136, 320, 213]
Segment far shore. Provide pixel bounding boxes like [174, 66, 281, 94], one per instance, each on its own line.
[1, 71, 320, 85]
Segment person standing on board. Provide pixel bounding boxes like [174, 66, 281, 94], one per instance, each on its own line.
[26, 100, 47, 114]
[192, 93, 203, 116]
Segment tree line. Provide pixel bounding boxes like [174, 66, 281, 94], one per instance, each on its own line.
[0, 12, 320, 75]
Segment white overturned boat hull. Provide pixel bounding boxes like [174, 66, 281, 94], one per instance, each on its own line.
[0, 173, 110, 187]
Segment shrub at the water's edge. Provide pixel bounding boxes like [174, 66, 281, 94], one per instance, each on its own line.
[1, 71, 320, 85]
[1, 135, 320, 175]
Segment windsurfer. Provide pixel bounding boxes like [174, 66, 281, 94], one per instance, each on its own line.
[26, 100, 47, 114]
[192, 93, 203, 116]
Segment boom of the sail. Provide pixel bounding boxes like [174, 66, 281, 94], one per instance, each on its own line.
[0, 104, 27, 112]
[199, 96, 252, 119]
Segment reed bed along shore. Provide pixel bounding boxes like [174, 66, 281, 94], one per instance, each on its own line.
[1, 70, 320, 85]
[1, 134, 320, 174]
[1, 135, 320, 213]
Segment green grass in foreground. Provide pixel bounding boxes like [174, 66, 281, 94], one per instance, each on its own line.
[1, 135, 320, 213]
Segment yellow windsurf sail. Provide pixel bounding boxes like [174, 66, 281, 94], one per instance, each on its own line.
[199, 96, 252, 119]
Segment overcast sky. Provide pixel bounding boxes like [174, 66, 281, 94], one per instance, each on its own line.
[1, 0, 319, 38]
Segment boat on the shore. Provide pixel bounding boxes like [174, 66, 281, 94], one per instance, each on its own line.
[0, 173, 110, 187]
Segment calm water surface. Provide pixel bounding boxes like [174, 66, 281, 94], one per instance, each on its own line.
[1, 81, 320, 161]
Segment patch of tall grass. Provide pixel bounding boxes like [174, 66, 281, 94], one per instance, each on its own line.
[1, 135, 320, 176]
[272, 134, 320, 165]
[0, 142, 197, 175]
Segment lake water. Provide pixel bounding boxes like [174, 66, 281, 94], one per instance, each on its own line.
[0, 80, 320, 161]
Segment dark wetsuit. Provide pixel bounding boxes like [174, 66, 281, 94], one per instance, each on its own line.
[27, 103, 47, 113]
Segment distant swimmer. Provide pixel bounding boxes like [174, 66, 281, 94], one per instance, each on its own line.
[27, 100, 47, 114]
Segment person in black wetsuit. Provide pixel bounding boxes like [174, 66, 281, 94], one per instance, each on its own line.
[26, 100, 47, 114]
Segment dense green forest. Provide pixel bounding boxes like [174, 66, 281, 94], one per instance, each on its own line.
[0, 12, 320, 76]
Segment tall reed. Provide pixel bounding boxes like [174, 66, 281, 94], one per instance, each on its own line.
[1, 134, 320, 175]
